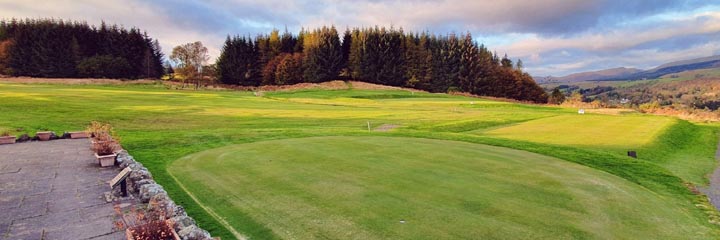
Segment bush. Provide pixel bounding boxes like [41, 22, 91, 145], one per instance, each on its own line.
[77, 55, 132, 79]
[87, 121, 121, 155]
[275, 53, 304, 85]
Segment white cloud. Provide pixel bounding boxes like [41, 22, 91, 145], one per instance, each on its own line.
[0, 0, 718, 75]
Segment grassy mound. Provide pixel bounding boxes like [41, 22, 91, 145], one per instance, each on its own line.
[169, 136, 714, 239]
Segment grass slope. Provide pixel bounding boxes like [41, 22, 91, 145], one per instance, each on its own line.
[0, 81, 718, 239]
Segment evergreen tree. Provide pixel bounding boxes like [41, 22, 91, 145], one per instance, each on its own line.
[0, 18, 164, 79]
[302, 26, 342, 82]
[340, 28, 352, 72]
[216, 36, 259, 85]
[280, 27, 296, 53]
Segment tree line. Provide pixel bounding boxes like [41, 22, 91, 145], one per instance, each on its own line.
[0, 19, 547, 102]
[216, 26, 547, 102]
[0, 19, 163, 79]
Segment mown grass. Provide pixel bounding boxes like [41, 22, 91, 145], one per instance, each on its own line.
[482, 114, 676, 152]
[170, 136, 715, 239]
[0, 81, 718, 239]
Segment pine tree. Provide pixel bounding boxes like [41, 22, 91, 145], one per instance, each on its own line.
[302, 26, 342, 83]
[340, 28, 352, 73]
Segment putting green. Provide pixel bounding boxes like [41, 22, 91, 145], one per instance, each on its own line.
[169, 136, 713, 239]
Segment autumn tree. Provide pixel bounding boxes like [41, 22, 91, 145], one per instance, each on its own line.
[170, 41, 209, 87]
[275, 53, 304, 85]
[549, 88, 566, 104]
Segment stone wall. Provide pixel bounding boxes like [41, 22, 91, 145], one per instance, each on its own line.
[111, 150, 215, 240]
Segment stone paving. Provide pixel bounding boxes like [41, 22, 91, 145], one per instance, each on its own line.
[0, 139, 124, 240]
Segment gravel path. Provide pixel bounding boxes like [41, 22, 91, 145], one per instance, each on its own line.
[0, 139, 124, 239]
[700, 138, 720, 211]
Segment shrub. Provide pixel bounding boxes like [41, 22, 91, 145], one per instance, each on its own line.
[77, 55, 132, 79]
[92, 133, 120, 155]
[127, 220, 175, 240]
[87, 121, 121, 155]
[275, 53, 304, 85]
[86, 121, 118, 139]
[122, 199, 176, 240]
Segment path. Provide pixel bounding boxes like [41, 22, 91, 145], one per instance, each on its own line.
[701, 137, 720, 211]
[0, 139, 123, 239]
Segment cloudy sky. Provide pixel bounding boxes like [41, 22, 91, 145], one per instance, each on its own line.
[1, 0, 719, 76]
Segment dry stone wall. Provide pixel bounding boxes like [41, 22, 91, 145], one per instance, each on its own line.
[112, 150, 214, 240]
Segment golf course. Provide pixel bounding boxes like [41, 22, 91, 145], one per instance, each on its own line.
[1, 80, 719, 239]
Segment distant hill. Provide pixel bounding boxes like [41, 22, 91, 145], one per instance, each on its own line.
[628, 55, 720, 80]
[540, 55, 720, 83]
[539, 67, 642, 83]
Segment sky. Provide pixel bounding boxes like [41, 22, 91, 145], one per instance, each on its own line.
[1, 0, 719, 77]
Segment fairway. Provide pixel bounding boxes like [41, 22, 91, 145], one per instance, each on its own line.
[169, 136, 712, 239]
[483, 115, 675, 150]
[1, 82, 719, 239]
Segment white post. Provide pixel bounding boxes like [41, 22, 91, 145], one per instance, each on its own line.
[367, 121, 371, 131]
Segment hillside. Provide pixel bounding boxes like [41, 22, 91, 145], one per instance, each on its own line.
[541, 55, 720, 83]
[540, 67, 642, 82]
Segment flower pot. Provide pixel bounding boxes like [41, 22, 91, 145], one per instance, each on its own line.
[125, 220, 180, 240]
[0, 136, 16, 145]
[69, 131, 88, 139]
[95, 153, 117, 167]
[36, 131, 52, 141]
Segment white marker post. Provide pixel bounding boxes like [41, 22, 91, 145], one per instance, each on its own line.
[367, 121, 371, 131]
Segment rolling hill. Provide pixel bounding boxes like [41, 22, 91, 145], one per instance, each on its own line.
[540, 55, 720, 83]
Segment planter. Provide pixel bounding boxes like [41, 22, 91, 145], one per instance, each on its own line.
[69, 131, 88, 139]
[0, 136, 16, 145]
[95, 153, 117, 167]
[125, 220, 180, 240]
[36, 131, 52, 141]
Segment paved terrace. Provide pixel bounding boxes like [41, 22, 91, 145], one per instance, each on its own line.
[0, 139, 123, 240]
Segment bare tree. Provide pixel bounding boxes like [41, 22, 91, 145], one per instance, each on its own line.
[170, 41, 209, 88]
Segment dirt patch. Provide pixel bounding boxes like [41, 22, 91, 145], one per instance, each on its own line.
[211, 80, 351, 92]
[349, 81, 424, 92]
[260, 81, 350, 91]
[374, 124, 401, 132]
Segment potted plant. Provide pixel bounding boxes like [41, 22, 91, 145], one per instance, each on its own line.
[122, 199, 180, 240]
[69, 131, 89, 139]
[87, 121, 121, 147]
[36, 131, 52, 141]
[126, 220, 180, 240]
[86, 121, 113, 139]
[0, 131, 16, 145]
[92, 134, 120, 167]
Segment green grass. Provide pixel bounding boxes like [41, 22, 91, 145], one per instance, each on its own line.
[0, 81, 718, 239]
[482, 114, 675, 152]
[170, 136, 714, 239]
